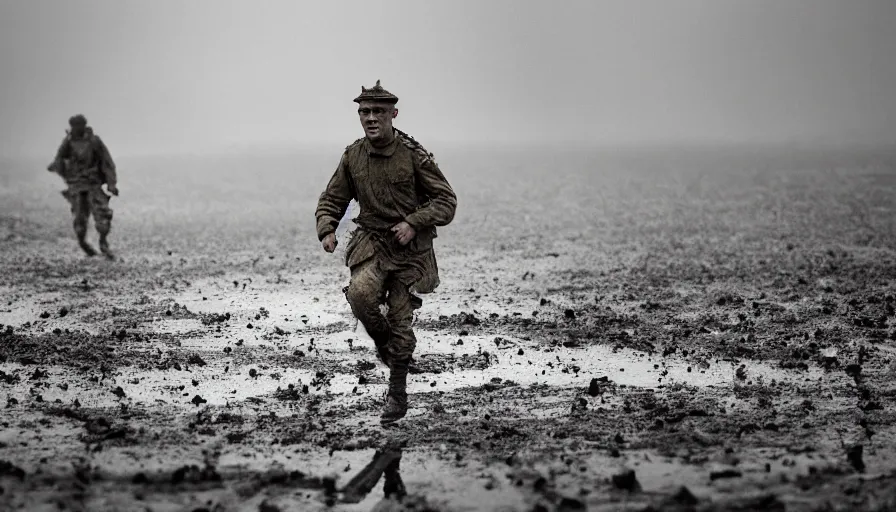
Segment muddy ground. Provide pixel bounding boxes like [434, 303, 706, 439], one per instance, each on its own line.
[2, 147, 896, 511]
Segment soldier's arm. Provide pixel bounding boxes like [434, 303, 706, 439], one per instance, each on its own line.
[94, 136, 118, 188]
[405, 152, 457, 229]
[315, 153, 355, 241]
[48, 137, 70, 172]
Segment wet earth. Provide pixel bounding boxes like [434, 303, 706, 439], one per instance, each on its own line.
[2, 148, 896, 511]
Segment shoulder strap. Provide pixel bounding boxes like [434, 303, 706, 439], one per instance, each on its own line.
[345, 137, 364, 151]
[395, 128, 436, 165]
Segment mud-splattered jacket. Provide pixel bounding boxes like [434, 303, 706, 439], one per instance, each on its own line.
[315, 129, 457, 292]
[48, 129, 117, 191]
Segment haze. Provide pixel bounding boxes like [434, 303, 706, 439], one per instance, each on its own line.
[1, 0, 894, 158]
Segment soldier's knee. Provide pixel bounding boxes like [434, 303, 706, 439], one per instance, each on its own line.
[345, 281, 379, 311]
[386, 305, 413, 326]
[95, 210, 112, 228]
[389, 331, 417, 360]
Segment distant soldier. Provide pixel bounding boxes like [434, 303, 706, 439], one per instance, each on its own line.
[47, 115, 119, 258]
[316, 81, 457, 424]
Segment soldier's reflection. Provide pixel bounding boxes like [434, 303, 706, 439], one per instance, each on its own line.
[339, 446, 406, 504]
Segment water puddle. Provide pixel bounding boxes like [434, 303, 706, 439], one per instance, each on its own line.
[3, 435, 842, 512]
[1, 328, 834, 413]
[213, 447, 530, 511]
[172, 285, 351, 329]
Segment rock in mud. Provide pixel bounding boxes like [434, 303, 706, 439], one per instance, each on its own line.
[672, 485, 698, 505]
[587, 376, 610, 397]
[191, 395, 208, 406]
[111, 386, 126, 398]
[709, 469, 742, 481]
[461, 312, 481, 326]
[170, 464, 221, 484]
[611, 469, 640, 492]
[0, 460, 26, 480]
[85, 417, 111, 435]
[258, 500, 283, 512]
[847, 444, 865, 473]
[59, 307, 69, 318]
[557, 497, 587, 511]
[728, 494, 786, 511]
[188, 354, 207, 366]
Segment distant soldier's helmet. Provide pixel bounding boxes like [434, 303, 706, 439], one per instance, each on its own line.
[68, 114, 87, 127]
[353, 80, 398, 104]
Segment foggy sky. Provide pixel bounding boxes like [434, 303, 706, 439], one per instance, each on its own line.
[1, 0, 895, 157]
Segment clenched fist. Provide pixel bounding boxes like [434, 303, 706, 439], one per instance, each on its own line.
[322, 233, 338, 253]
[391, 221, 416, 246]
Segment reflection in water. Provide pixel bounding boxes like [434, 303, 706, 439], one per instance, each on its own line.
[340, 445, 406, 505]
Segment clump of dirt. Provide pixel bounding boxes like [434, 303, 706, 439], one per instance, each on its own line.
[0, 330, 186, 369]
[200, 312, 231, 325]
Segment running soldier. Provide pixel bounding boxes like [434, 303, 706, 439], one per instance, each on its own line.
[315, 81, 457, 424]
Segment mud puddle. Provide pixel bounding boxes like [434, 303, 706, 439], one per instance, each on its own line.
[1, 331, 839, 413]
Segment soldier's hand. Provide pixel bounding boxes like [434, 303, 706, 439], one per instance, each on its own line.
[322, 233, 338, 253]
[391, 222, 416, 246]
[107, 185, 119, 196]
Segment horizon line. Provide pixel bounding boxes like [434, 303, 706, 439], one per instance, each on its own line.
[4, 139, 896, 161]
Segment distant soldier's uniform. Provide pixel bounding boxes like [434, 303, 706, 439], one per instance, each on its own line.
[316, 81, 457, 423]
[47, 115, 118, 257]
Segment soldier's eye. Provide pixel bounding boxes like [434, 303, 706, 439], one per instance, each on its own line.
[358, 108, 389, 116]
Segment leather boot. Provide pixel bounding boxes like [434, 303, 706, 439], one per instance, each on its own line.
[99, 233, 114, 259]
[381, 358, 409, 425]
[77, 234, 97, 256]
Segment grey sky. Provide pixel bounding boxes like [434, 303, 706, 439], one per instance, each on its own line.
[1, 0, 894, 157]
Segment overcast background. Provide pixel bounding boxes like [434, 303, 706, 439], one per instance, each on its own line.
[1, 0, 894, 158]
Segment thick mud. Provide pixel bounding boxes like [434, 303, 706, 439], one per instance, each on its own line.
[2, 149, 896, 511]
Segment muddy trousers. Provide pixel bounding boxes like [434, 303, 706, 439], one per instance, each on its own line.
[64, 188, 113, 238]
[345, 257, 422, 362]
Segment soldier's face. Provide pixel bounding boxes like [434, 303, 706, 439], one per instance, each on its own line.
[358, 101, 397, 143]
[70, 123, 86, 137]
